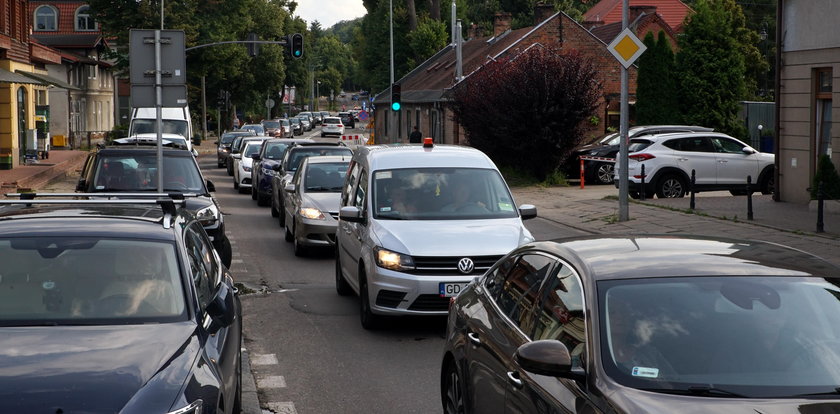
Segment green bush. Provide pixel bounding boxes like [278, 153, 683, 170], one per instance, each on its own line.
[810, 154, 840, 200]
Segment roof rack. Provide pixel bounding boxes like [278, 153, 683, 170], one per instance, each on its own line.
[0, 194, 188, 229]
[5, 192, 198, 200]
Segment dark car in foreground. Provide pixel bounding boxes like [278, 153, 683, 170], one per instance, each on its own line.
[442, 234, 840, 413]
[0, 196, 242, 414]
[76, 146, 232, 268]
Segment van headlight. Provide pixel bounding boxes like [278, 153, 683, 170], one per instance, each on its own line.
[196, 204, 220, 226]
[299, 207, 325, 220]
[374, 247, 415, 271]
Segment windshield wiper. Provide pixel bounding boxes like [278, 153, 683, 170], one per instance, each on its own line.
[791, 387, 840, 397]
[641, 385, 748, 398]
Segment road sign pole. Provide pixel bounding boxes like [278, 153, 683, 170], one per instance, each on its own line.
[155, 30, 164, 193]
[618, 0, 629, 221]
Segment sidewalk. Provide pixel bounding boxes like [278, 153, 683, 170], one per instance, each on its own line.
[0, 149, 88, 195]
[511, 185, 840, 267]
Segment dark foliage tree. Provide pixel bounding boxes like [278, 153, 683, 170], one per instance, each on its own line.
[451, 47, 601, 179]
[811, 154, 840, 200]
[636, 31, 679, 125]
[675, 0, 746, 137]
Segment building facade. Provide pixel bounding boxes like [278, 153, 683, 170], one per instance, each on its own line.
[777, 0, 839, 203]
[30, 0, 116, 146]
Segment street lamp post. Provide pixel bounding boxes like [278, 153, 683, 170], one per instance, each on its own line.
[316, 81, 321, 111]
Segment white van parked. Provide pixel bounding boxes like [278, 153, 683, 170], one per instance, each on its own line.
[129, 107, 194, 143]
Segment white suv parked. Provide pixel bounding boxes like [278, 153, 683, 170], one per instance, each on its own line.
[615, 132, 775, 198]
[336, 142, 537, 329]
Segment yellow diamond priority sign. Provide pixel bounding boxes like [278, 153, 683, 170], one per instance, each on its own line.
[607, 27, 647, 69]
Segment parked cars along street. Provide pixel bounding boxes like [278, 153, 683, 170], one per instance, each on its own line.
[252, 138, 314, 207]
[240, 123, 265, 136]
[616, 132, 775, 198]
[0, 195, 242, 414]
[271, 142, 352, 227]
[442, 234, 840, 413]
[76, 145, 232, 268]
[336, 140, 537, 329]
[282, 155, 351, 256]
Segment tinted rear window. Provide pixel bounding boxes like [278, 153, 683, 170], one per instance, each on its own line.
[628, 139, 653, 153]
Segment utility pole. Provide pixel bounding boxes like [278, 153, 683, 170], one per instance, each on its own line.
[389, 0, 395, 143]
[618, 0, 629, 221]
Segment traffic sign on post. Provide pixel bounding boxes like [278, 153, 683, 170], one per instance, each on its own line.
[607, 27, 647, 69]
[129, 30, 186, 85]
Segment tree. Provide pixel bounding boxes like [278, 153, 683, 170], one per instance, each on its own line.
[675, 0, 747, 137]
[451, 47, 601, 179]
[406, 18, 449, 67]
[636, 31, 678, 125]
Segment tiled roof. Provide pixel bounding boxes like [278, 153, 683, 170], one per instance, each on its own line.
[30, 1, 100, 35]
[33, 33, 103, 49]
[584, 0, 693, 31]
[590, 12, 676, 44]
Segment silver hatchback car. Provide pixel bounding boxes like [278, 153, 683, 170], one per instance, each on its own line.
[336, 142, 537, 329]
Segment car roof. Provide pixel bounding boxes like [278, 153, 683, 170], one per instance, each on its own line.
[630, 131, 738, 142]
[302, 154, 352, 165]
[355, 144, 497, 171]
[95, 146, 194, 156]
[525, 235, 839, 281]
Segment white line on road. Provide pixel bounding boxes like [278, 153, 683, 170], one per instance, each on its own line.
[232, 259, 244, 264]
[257, 376, 287, 388]
[265, 402, 297, 414]
[250, 353, 278, 365]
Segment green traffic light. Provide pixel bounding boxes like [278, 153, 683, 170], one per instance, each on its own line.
[295, 51, 301, 56]
[391, 102, 401, 111]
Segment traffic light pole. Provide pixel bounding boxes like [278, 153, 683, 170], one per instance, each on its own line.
[389, 0, 395, 143]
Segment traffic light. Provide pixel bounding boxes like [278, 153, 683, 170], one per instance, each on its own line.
[391, 83, 401, 111]
[290, 33, 303, 59]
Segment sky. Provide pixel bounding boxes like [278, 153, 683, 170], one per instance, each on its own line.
[295, 0, 366, 29]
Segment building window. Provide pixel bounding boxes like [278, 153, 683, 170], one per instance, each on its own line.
[34, 5, 58, 31]
[814, 68, 833, 165]
[75, 6, 97, 31]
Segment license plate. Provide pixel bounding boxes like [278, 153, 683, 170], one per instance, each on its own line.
[439, 282, 469, 297]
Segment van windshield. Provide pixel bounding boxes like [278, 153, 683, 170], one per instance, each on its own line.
[130, 119, 189, 138]
[372, 168, 519, 220]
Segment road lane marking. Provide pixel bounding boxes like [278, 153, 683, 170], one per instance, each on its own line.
[250, 353, 278, 365]
[257, 376, 287, 388]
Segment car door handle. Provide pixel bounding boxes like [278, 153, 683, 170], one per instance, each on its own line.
[467, 332, 481, 346]
[507, 371, 523, 389]
[718, 160, 728, 163]
[678, 157, 688, 161]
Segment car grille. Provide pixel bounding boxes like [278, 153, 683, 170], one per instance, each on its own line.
[328, 211, 339, 220]
[408, 255, 503, 276]
[376, 290, 407, 308]
[408, 295, 449, 312]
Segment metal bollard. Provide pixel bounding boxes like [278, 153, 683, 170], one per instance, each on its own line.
[580, 157, 585, 189]
[690, 170, 696, 210]
[640, 164, 646, 201]
[747, 175, 754, 221]
[817, 181, 825, 233]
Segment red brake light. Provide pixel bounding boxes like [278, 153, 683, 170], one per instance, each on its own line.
[629, 153, 655, 161]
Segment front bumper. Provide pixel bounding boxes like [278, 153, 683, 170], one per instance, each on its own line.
[294, 218, 338, 247]
[366, 266, 473, 316]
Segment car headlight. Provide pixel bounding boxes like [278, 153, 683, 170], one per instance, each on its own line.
[299, 207, 325, 220]
[166, 400, 202, 414]
[196, 204, 220, 226]
[243, 165, 251, 172]
[374, 246, 415, 271]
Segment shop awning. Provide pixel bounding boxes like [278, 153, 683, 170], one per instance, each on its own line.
[0, 68, 46, 85]
[15, 70, 79, 90]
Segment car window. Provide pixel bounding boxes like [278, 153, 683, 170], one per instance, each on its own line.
[712, 137, 747, 154]
[304, 162, 348, 192]
[130, 119, 189, 138]
[372, 167, 518, 220]
[666, 137, 715, 152]
[599, 276, 840, 396]
[495, 254, 555, 333]
[92, 153, 205, 192]
[263, 142, 289, 160]
[353, 169, 368, 211]
[184, 225, 217, 310]
[342, 161, 360, 206]
[263, 121, 280, 129]
[0, 237, 187, 323]
[484, 255, 517, 300]
[243, 142, 263, 157]
[530, 263, 586, 367]
[287, 148, 352, 172]
[627, 139, 653, 153]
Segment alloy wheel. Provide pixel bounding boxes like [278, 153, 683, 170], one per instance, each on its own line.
[443, 363, 466, 414]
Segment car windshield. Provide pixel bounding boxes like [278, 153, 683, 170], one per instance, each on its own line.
[599, 276, 840, 398]
[263, 121, 280, 129]
[287, 148, 352, 172]
[92, 154, 205, 192]
[0, 237, 187, 325]
[243, 142, 262, 157]
[220, 133, 241, 145]
[130, 119, 189, 138]
[373, 168, 518, 220]
[263, 142, 290, 160]
[242, 125, 264, 134]
[303, 162, 348, 192]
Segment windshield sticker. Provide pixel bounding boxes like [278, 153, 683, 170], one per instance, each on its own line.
[377, 171, 392, 180]
[631, 367, 659, 378]
[96, 185, 105, 190]
[498, 202, 514, 211]
[380, 207, 393, 212]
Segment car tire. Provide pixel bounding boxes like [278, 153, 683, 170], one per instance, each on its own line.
[321, 133, 325, 137]
[227, 160, 234, 176]
[257, 193, 269, 207]
[218, 236, 233, 269]
[293, 224, 306, 257]
[284, 219, 294, 242]
[238, 185, 248, 194]
[335, 246, 353, 296]
[218, 159, 225, 168]
[656, 174, 686, 198]
[251, 186, 258, 200]
[759, 171, 775, 195]
[270, 197, 279, 217]
[442, 361, 466, 414]
[233, 179, 239, 190]
[729, 189, 748, 196]
[232, 350, 242, 414]
[359, 273, 382, 330]
[279, 203, 286, 227]
[595, 162, 615, 185]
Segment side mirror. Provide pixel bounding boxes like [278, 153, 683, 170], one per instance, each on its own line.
[284, 183, 296, 193]
[519, 204, 537, 220]
[206, 180, 216, 192]
[339, 206, 365, 223]
[272, 164, 282, 171]
[742, 147, 756, 155]
[232, 153, 241, 160]
[251, 154, 261, 161]
[515, 340, 584, 380]
[75, 179, 87, 192]
[205, 280, 236, 334]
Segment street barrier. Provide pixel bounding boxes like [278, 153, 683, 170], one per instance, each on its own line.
[341, 135, 365, 147]
[578, 156, 616, 189]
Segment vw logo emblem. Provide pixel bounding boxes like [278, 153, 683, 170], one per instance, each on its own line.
[457, 258, 475, 274]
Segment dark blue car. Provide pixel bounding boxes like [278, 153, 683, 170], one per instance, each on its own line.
[0, 195, 242, 414]
[251, 138, 313, 208]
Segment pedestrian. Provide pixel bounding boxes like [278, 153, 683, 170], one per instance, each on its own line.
[409, 126, 422, 143]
